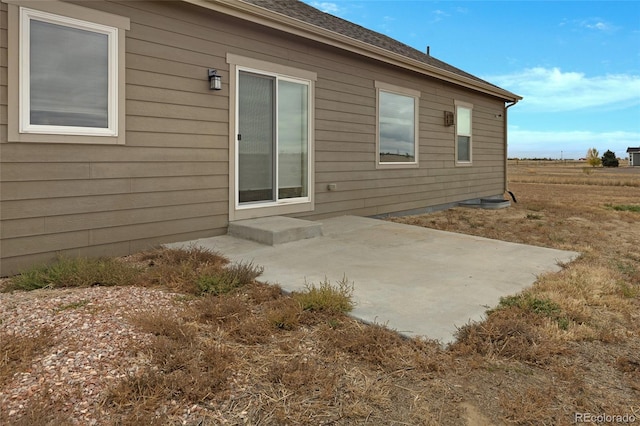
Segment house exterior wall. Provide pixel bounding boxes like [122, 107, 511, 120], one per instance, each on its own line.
[0, 0, 507, 276]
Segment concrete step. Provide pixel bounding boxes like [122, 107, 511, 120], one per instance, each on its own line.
[228, 216, 323, 245]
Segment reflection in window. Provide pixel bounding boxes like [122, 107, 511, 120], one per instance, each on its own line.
[30, 20, 109, 128]
[19, 7, 118, 136]
[379, 91, 416, 163]
[278, 80, 308, 199]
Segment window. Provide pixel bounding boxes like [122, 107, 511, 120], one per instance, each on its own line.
[21, 8, 117, 135]
[375, 82, 420, 168]
[6, 1, 129, 143]
[455, 102, 473, 164]
[228, 54, 317, 220]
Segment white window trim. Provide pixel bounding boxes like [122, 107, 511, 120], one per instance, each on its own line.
[375, 81, 420, 169]
[19, 7, 118, 137]
[454, 100, 473, 166]
[227, 53, 317, 221]
[4, 0, 129, 144]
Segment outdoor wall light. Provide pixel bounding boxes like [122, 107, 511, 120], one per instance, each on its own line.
[444, 111, 454, 126]
[208, 69, 222, 90]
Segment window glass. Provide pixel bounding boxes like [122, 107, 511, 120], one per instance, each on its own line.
[278, 80, 309, 199]
[237, 70, 310, 205]
[457, 136, 471, 162]
[30, 20, 109, 128]
[456, 106, 471, 136]
[379, 91, 415, 163]
[456, 105, 472, 163]
[238, 72, 275, 203]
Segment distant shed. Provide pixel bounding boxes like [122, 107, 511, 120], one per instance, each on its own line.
[627, 147, 640, 166]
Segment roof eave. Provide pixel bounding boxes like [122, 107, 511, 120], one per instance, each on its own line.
[183, 0, 522, 102]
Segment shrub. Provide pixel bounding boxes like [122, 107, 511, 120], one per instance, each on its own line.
[5, 256, 141, 292]
[601, 150, 619, 167]
[139, 245, 228, 268]
[197, 261, 263, 295]
[139, 247, 260, 295]
[265, 298, 302, 330]
[488, 293, 569, 330]
[606, 204, 640, 212]
[293, 276, 355, 313]
[495, 294, 561, 317]
[452, 309, 568, 364]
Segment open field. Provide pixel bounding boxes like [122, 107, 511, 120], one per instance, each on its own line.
[1, 162, 639, 425]
[508, 159, 639, 187]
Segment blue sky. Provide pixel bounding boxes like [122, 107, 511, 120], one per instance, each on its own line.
[304, 0, 640, 159]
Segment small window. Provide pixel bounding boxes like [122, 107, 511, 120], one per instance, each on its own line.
[375, 82, 420, 167]
[455, 102, 473, 164]
[20, 7, 118, 136]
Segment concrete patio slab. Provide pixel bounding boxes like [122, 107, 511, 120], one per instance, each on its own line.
[169, 216, 579, 344]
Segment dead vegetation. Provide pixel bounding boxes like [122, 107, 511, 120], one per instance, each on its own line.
[1, 160, 639, 424]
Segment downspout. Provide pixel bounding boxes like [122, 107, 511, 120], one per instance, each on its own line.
[504, 100, 519, 200]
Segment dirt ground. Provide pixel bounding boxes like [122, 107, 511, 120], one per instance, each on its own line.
[1, 161, 639, 425]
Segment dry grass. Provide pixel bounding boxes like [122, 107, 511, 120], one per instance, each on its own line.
[0, 327, 54, 387]
[293, 276, 355, 314]
[0, 327, 68, 425]
[2, 161, 639, 424]
[391, 161, 640, 423]
[2, 255, 142, 292]
[103, 306, 235, 423]
[508, 159, 640, 187]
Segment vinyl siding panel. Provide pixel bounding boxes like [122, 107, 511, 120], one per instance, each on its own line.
[1, 189, 225, 220]
[0, 0, 508, 275]
[0, 0, 233, 274]
[0, 6, 6, 159]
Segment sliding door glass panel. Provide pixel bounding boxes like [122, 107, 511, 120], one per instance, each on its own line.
[278, 80, 308, 199]
[238, 72, 275, 203]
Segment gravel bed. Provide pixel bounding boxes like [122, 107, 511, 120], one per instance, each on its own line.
[0, 286, 188, 424]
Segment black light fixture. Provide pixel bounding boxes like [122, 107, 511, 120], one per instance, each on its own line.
[208, 69, 222, 90]
[444, 111, 454, 126]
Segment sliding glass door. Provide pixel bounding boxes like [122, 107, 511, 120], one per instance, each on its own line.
[237, 70, 309, 205]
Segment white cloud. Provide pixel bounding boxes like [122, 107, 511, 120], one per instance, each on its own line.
[508, 129, 640, 158]
[430, 9, 449, 23]
[486, 67, 640, 112]
[559, 17, 617, 32]
[579, 18, 616, 32]
[588, 22, 608, 31]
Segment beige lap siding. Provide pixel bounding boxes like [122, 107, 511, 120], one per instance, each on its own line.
[0, 0, 506, 275]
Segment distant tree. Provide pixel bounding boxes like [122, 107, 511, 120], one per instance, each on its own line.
[601, 150, 619, 167]
[586, 148, 601, 167]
